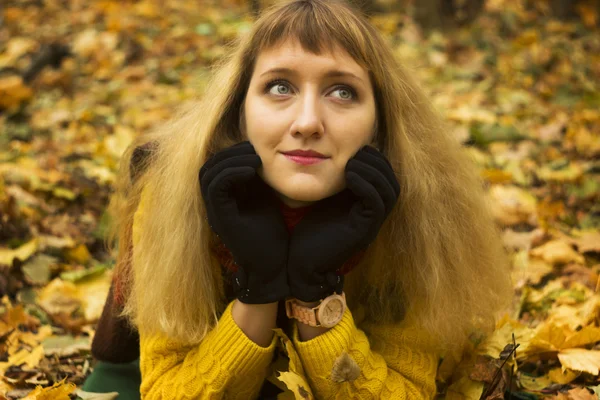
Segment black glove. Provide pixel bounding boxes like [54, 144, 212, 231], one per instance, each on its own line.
[199, 141, 290, 304]
[287, 145, 400, 302]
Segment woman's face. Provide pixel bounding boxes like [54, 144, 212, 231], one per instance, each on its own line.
[243, 39, 377, 208]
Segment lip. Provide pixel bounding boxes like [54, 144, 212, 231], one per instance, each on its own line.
[282, 149, 327, 158]
[281, 149, 329, 166]
[283, 154, 327, 165]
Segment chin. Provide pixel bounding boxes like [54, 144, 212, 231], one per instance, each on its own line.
[280, 186, 328, 202]
[278, 180, 345, 204]
[259, 169, 345, 204]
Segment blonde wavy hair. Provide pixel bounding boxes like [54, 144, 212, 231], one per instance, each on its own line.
[107, 0, 513, 354]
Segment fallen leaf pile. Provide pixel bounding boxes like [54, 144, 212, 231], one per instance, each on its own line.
[0, 0, 598, 398]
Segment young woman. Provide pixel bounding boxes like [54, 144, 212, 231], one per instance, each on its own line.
[82, 0, 513, 398]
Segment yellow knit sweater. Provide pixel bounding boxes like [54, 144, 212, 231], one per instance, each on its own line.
[133, 189, 441, 399]
[139, 300, 440, 399]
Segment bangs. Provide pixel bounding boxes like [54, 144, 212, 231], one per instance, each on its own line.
[251, 0, 371, 69]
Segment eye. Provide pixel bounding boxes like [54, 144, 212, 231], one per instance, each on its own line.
[265, 79, 292, 96]
[331, 86, 357, 101]
[263, 79, 358, 101]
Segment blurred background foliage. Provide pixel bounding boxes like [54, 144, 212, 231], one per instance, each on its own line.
[0, 0, 599, 398]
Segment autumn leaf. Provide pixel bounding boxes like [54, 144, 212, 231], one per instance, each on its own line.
[75, 390, 119, 400]
[0, 76, 33, 109]
[0, 238, 39, 266]
[445, 376, 485, 400]
[0, 0, 599, 397]
[21, 379, 76, 399]
[277, 371, 314, 400]
[548, 367, 580, 384]
[518, 372, 552, 391]
[558, 349, 600, 375]
[530, 240, 586, 265]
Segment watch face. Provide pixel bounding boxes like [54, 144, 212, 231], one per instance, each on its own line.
[320, 298, 344, 328]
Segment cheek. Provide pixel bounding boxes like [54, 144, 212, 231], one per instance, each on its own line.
[244, 101, 282, 146]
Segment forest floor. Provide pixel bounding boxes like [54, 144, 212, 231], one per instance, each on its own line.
[0, 0, 599, 398]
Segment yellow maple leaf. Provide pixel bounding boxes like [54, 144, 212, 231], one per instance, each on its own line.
[557, 349, 600, 375]
[476, 314, 535, 359]
[530, 240, 585, 265]
[0, 238, 39, 266]
[548, 367, 580, 384]
[563, 326, 600, 349]
[22, 378, 76, 399]
[525, 321, 600, 358]
[547, 295, 600, 331]
[64, 244, 91, 264]
[0, 345, 44, 375]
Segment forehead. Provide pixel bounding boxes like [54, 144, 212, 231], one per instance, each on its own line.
[253, 39, 367, 77]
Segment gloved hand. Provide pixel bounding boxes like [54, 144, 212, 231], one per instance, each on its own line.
[288, 145, 400, 303]
[199, 141, 290, 304]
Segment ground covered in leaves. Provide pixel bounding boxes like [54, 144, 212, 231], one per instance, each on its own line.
[0, 0, 599, 398]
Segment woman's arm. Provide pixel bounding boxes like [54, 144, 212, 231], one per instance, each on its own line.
[291, 307, 440, 399]
[231, 300, 278, 347]
[139, 300, 278, 400]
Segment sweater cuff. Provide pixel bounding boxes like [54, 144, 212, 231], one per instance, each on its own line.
[211, 300, 277, 376]
[292, 306, 360, 376]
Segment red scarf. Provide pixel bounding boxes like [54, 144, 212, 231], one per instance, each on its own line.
[114, 198, 365, 306]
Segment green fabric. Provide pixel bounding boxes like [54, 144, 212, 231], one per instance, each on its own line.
[79, 359, 141, 400]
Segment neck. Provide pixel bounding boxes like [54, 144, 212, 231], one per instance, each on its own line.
[275, 194, 316, 210]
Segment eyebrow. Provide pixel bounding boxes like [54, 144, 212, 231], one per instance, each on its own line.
[259, 67, 364, 84]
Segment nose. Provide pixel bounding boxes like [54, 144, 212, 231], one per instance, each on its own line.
[290, 91, 324, 139]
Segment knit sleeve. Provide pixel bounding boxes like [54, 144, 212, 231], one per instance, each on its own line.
[139, 300, 277, 400]
[291, 307, 440, 399]
[133, 186, 277, 399]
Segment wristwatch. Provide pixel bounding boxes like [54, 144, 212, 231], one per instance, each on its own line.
[285, 292, 346, 328]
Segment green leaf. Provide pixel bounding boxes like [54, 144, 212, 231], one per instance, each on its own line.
[469, 123, 527, 147]
[93, 210, 111, 240]
[22, 254, 57, 285]
[60, 264, 107, 283]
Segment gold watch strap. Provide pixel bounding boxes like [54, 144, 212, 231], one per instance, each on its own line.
[285, 298, 319, 326]
[285, 292, 347, 327]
